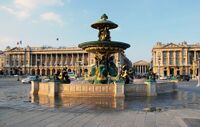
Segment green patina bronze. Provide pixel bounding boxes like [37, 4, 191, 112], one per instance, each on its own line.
[78, 14, 130, 84]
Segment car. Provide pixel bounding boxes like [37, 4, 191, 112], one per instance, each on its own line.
[159, 76, 168, 80]
[21, 76, 37, 83]
[42, 78, 50, 82]
[177, 75, 190, 81]
[68, 72, 77, 81]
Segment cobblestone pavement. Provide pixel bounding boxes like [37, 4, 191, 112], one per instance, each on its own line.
[0, 77, 200, 127]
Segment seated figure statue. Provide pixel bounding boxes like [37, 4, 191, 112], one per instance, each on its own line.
[61, 68, 70, 84]
[98, 27, 111, 41]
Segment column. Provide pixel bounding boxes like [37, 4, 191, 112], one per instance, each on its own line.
[65, 54, 68, 65]
[50, 54, 53, 66]
[41, 54, 43, 66]
[167, 51, 170, 65]
[61, 54, 63, 66]
[174, 51, 176, 66]
[44, 54, 47, 66]
[55, 54, 58, 66]
[17, 54, 20, 66]
[180, 50, 182, 66]
[35, 54, 38, 66]
[72, 54, 74, 66]
[188, 51, 190, 65]
[30, 54, 32, 67]
[194, 51, 197, 61]
[82, 53, 85, 65]
[154, 52, 156, 66]
[77, 53, 79, 62]
[185, 50, 188, 66]
[185, 50, 188, 75]
[161, 51, 163, 66]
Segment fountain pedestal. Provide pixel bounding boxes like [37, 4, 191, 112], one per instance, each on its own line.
[30, 81, 125, 97]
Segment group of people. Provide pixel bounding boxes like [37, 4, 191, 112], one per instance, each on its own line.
[54, 67, 71, 84]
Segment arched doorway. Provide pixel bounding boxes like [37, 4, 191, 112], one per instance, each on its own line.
[164, 70, 167, 76]
[170, 68, 174, 76]
[177, 70, 180, 75]
[32, 69, 35, 75]
[37, 69, 40, 75]
[42, 69, 45, 76]
[47, 69, 50, 76]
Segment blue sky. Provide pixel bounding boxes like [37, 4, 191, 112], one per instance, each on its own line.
[0, 0, 200, 62]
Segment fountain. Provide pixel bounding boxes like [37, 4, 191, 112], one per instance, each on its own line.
[78, 14, 130, 84]
[30, 14, 177, 105]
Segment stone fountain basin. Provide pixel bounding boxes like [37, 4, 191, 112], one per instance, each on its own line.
[78, 41, 130, 53]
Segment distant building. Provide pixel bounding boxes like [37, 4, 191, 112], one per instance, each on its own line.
[133, 60, 149, 76]
[152, 41, 200, 78]
[0, 51, 5, 74]
[4, 46, 131, 76]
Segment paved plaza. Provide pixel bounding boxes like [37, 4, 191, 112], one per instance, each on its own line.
[0, 77, 200, 127]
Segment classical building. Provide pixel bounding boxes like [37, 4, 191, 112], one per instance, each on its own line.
[152, 42, 200, 78]
[0, 51, 5, 74]
[4, 46, 131, 76]
[133, 60, 149, 76]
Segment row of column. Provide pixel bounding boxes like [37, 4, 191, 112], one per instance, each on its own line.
[32, 53, 88, 67]
[156, 51, 184, 66]
[8, 54, 25, 67]
[134, 65, 148, 75]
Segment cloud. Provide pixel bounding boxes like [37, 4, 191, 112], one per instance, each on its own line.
[0, 0, 64, 20]
[14, 0, 64, 10]
[40, 12, 63, 25]
[0, 5, 30, 19]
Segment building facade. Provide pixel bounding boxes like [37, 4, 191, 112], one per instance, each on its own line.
[4, 46, 132, 76]
[0, 51, 5, 74]
[133, 60, 149, 76]
[152, 42, 200, 78]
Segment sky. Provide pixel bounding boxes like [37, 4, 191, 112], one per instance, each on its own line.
[0, 0, 200, 62]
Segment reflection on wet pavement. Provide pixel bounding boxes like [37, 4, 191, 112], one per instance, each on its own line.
[0, 78, 200, 112]
[31, 95, 125, 110]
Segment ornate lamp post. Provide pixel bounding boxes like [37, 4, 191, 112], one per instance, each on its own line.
[17, 67, 20, 81]
[158, 55, 161, 79]
[37, 58, 40, 76]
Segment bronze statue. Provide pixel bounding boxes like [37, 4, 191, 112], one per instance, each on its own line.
[98, 27, 111, 41]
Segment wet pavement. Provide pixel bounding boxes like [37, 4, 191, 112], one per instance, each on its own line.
[0, 77, 200, 127]
[0, 77, 200, 112]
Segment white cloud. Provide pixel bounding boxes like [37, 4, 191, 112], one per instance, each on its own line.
[14, 0, 64, 10]
[40, 12, 63, 25]
[0, 5, 30, 19]
[0, 0, 64, 20]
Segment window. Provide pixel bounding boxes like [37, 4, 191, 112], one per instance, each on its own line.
[169, 51, 174, 65]
[176, 51, 180, 65]
[163, 51, 167, 65]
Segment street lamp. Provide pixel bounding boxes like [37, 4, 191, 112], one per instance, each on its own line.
[197, 58, 200, 87]
[17, 67, 20, 81]
[37, 58, 40, 76]
[158, 55, 161, 79]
